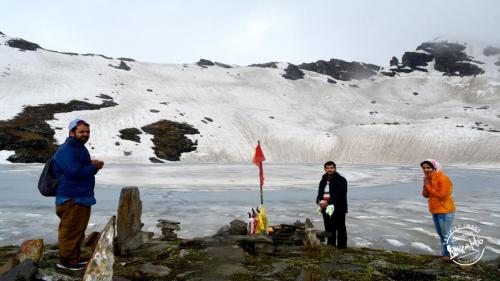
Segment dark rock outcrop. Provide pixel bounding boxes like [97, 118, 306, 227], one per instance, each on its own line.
[118, 128, 142, 143]
[0, 100, 117, 163]
[298, 59, 380, 81]
[197, 59, 215, 67]
[389, 56, 399, 66]
[249, 62, 279, 68]
[82, 53, 113, 59]
[109, 61, 131, 71]
[215, 62, 233, 68]
[381, 71, 397, 77]
[117, 57, 135, 62]
[281, 64, 305, 80]
[97, 94, 113, 100]
[141, 120, 199, 161]
[6, 39, 40, 51]
[401, 51, 434, 68]
[46, 50, 78, 56]
[390, 41, 486, 76]
[483, 46, 500, 56]
[149, 157, 164, 163]
[417, 42, 484, 76]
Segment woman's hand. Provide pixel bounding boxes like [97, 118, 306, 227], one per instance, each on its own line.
[423, 175, 431, 185]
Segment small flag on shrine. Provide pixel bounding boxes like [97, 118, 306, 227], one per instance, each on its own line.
[252, 141, 266, 187]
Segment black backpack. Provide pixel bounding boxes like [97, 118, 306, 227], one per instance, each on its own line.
[38, 156, 61, 196]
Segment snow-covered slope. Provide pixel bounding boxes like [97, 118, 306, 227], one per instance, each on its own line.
[1, 32, 500, 165]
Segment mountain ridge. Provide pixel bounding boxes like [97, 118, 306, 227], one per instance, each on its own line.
[1, 31, 499, 164]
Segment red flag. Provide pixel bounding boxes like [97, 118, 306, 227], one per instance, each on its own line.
[252, 142, 266, 187]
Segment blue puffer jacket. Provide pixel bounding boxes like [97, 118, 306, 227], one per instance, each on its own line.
[53, 137, 97, 198]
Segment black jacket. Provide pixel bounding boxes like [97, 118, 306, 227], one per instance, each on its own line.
[316, 172, 348, 213]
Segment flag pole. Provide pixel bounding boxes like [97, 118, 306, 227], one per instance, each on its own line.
[259, 162, 264, 205]
[258, 140, 264, 205]
[253, 140, 265, 205]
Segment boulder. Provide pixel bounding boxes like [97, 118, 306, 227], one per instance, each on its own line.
[229, 219, 248, 235]
[83, 232, 101, 248]
[214, 264, 249, 277]
[0, 258, 16, 276]
[305, 218, 314, 229]
[305, 228, 321, 249]
[160, 231, 177, 241]
[137, 263, 171, 278]
[214, 219, 247, 236]
[282, 64, 305, 80]
[82, 216, 116, 281]
[0, 259, 37, 281]
[116, 187, 143, 256]
[390, 56, 399, 66]
[156, 219, 180, 231]
[15, 239, 44, 264]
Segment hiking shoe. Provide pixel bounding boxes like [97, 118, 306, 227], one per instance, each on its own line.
[77, 255, 90, 265]
[56, 260, 85, 271]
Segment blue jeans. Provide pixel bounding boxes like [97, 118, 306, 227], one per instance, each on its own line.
[432, 212, 454, 256]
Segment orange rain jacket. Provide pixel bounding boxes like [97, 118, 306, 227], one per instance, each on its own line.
[422, 170, 456, 214]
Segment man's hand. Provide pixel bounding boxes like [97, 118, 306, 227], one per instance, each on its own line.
[319, 200, 328, 209]
[91, 159, 104, 170]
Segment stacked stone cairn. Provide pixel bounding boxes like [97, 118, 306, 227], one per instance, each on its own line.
[157, 219, 180, 241]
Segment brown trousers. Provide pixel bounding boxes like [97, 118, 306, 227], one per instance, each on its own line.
[56, 200, 91, 262]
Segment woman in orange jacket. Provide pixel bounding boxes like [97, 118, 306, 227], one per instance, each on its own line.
[421, 159, 455, 258]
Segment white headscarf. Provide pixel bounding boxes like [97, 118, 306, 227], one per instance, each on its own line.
[424, 158, 442, 171]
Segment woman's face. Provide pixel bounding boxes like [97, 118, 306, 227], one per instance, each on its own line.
[422, 163, 435, 176]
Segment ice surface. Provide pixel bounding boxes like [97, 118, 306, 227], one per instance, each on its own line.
[0, 163, 499, 261]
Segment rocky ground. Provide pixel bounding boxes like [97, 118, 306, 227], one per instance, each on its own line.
[1, 221, 499, 281]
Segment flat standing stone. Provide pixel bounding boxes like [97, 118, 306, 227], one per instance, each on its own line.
[116, 187, 143, 256]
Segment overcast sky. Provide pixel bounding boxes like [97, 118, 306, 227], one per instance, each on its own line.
[1, 0, 499, 66]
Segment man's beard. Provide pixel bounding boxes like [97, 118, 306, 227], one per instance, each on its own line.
[76, 137, 89, 144]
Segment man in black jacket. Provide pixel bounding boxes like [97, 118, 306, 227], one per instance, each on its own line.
[316, 161, 348, 248]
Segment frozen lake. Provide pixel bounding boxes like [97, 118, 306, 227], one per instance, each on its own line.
[0, 163, 499, 261]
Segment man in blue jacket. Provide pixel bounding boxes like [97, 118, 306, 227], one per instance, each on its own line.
[53, 119, 104, 270]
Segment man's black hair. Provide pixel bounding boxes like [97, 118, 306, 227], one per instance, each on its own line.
[70, 120, 89, 133]
[324, 161, 336, 169]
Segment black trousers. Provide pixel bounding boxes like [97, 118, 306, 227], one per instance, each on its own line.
[322, 210, 347, 248]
